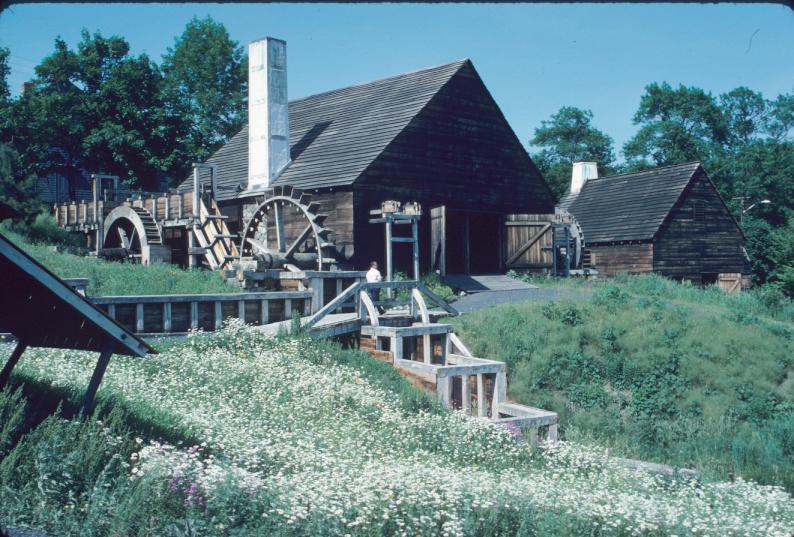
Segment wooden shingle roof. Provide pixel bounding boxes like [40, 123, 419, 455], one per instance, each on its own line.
[180, 60, 468, 200]
[558, 162, 702, 244]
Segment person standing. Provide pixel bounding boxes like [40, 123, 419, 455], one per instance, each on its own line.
[366, 261, 383, 312]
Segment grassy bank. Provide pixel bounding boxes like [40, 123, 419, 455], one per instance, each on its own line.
[2, 324, 792, 536]
[452, 273, 794, 490]
[2, 225, 239, 296]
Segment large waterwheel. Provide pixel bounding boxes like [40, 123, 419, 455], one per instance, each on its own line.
[102, 205, 165, 265]
[239, 186, 339, 271]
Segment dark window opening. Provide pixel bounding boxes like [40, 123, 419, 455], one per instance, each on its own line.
[701, 272, 718, 285]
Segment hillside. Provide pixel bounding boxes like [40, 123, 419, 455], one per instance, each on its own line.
[1, 225, 239, 296]
[451, 274, 794, 490]
[2, 324, 793, 536]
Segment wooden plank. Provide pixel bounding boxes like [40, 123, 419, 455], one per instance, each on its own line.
[91, 291, 312, 304]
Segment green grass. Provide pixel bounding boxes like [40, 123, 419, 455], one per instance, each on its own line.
[452, 273, 794, 490]
[2, 224, 239, 296]
[2, 326, 792, 536]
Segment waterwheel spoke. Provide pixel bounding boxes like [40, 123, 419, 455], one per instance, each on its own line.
[274, 203, 286, 252]
[284, 224, 314, 259]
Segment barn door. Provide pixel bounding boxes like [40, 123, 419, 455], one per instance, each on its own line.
[430, 206, 446, 276]
[503, 214, 555, 271]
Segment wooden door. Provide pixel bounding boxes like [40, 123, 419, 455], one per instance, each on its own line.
[504, 214, 555, 271]
[430, 206, 446, 276]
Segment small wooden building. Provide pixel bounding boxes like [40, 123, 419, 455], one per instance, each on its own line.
[558, 162, 750, 285]
[179, 55, 555, 274]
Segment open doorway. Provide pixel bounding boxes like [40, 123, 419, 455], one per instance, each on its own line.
[432, 208, 502, 275]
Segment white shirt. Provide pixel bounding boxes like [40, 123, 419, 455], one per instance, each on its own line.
[366, 267, 383, 283]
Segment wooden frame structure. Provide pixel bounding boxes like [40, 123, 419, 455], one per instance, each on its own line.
[0, 232, 153, 415]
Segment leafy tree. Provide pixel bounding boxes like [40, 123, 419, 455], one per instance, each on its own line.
[768, 220, 794, 295]
[530, 106, 615, 199]
[623, 82, 727, 168]
[0, 142, 40, 219]
[161, 16, 247, 166]
[9, 31, 181, 190]
[0, 46, 10, 103]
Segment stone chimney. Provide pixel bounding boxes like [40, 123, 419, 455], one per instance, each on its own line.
[571, 162, 598, 194]
[248, 37, 290, 191]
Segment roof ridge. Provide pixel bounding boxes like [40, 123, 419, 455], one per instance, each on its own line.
[589, 161, 701, 182]
[288, 59, 470, 104]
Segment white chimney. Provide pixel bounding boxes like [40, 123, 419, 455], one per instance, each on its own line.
[248, 37, 290, 190]
[571, 162, 598, 194]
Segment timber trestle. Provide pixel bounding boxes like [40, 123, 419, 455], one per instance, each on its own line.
[267, 279, 559, 442]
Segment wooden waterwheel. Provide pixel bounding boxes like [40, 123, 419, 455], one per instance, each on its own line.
[239, 186, 339, 271]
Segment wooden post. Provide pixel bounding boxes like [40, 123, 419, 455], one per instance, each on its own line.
[423, 334, 432, 364]
[547, 424, 558, 442]
[385, 216, 393, 298]
[136, 303, 144, 333]
[310, 277, 323, 314]
[491, 371, 507, 417]
[436, 377, 452, 409]
[284, 298, 292, 319]
[391, 336, 403, 360]
[214, 301, 223, 330]
[81, 341, 114, 416]
[0, 340, 27, 391]
[190, 301, 198, 330]
[163, 303, 172, 333]
[477, 374, 486, 417]
[461, 375, 471, 415]
[335, 278, 343, 296]
[412, 218, 420, 281]
[238, 300, 246, 323]
[260, 300, 269, 325]
[164, 194, 170, 221]
[189, 165, 200, 268]
[178, 193, 184, 219]
[107, 304, 116, 319]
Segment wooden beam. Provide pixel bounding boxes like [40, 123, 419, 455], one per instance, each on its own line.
[0, 340, 27, 391]
[274, 203, 287, 252]
[81, 342, 113, 416]
[284, 224, 313, 259]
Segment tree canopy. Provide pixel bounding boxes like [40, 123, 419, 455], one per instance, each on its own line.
[529, 106, 615, 199]
[161, 16, 247, 165]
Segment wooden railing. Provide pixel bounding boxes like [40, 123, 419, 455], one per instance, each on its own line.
[54, 191, 196, 228]
[90, 291, 312, 335]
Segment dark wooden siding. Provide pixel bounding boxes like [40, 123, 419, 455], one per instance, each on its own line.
[357, 61, 555, 215]
[590, 243, 654, 276]
[652, 170, 748, 281]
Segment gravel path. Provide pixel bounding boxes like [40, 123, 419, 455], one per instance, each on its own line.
[452, 287, 590, 314]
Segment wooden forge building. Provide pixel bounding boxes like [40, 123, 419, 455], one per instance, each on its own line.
[558, 161, 750, 286]
[52, 37, 560, 275]
[173, 39, 556, 274]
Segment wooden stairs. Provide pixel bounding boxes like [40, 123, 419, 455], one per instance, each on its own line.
[192, 199, 240, 270]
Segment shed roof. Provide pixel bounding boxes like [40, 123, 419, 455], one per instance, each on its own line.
[0, 232, 153, 356]
[558, 162, 702, 244]
[179, 59, 469, 200]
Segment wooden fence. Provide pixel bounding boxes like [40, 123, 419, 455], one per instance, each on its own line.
[91, 291, 312, 335]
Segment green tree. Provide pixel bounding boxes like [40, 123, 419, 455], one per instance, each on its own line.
[0, 47, 10, 103]
[9, 31, 181, 190]
[623, 82, 727, 168]
[0, 142, 40, 218]
[530, 106, 615, 199]
[161, 16, 247, 166]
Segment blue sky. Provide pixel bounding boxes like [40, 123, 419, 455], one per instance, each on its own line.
[1, 3, 792, 161]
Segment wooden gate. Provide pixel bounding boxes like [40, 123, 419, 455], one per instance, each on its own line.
[503, 214, 555, 271]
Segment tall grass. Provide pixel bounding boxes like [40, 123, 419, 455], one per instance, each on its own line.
[2, 223, 239, 296]
[453, 274, 794, 489]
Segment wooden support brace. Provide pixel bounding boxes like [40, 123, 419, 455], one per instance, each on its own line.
[163, 303, 172, 332]
[0, 340, 27, 391]
[81, 341, 113, 416]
